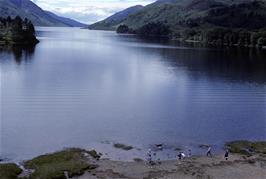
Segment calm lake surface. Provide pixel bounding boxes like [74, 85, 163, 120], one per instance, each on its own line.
[1, 27, 266, 161]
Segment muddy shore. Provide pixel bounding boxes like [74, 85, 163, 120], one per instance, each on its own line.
[77, 154, 266, 179]
[0, 141, 266, 179]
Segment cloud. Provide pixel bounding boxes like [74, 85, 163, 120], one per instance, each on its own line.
[31, 0, 155, 24]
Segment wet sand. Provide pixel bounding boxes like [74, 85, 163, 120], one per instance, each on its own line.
[2, 141, 265, 179]
[75, 154, 266, 179]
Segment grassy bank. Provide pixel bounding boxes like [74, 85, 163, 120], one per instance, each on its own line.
[226, 140, 266, 156]
[24, 148, 100, 179]
[0, 163, 22, 179]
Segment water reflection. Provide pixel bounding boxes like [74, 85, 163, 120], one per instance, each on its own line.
[116, 35, 266, 84]
[1, 28, 266, 162]
[0, 44, 36, 65]
[156, 47, 266, 84]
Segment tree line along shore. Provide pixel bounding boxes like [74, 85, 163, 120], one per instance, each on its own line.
[116, 22, 266, 48]
[0, 16, 39, 45]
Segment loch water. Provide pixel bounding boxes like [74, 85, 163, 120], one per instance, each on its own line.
[1, 27, 266, 161]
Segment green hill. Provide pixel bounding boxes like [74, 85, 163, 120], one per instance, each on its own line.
[122, 0, 266, 30]
[90, 0, 266, 32]
[110, 0, 266, 47]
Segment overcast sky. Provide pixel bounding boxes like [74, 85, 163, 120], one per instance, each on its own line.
[31, 0, 155, 24]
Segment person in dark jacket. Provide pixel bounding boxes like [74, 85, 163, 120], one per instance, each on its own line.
[225, 149, 229, 160]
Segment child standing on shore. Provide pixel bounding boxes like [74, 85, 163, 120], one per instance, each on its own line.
[206, 147, 212, 157]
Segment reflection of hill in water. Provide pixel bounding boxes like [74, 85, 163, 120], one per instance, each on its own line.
[0, 35, 265, 84]
[0, 45, 36, 65]
[160, 47, 266, 84]
[130, 37, 266, 84]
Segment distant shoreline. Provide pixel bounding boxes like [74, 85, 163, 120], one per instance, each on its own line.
[87, 28, 266, 50]
[117, 31, 266, 50]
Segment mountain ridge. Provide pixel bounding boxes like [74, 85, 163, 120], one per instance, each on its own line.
[89, 5, 143, 30]
[0, 0, 86, 27]
[45, 11, 86, 27]
[122, 0, 266, 30]
[90, 0, 266, 31]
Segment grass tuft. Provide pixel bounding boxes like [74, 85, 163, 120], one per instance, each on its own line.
[113, 143, 133, 151]
[0, 163, 22, 179]
[226, 141, 266, 155]
[87, 150, 101, 160]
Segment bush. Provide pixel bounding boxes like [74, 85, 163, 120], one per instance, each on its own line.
[116, 24, 130, 34]
[257, 37, 266, 47]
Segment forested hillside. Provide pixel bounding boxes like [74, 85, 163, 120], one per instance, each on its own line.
[113, 0, 266, 47]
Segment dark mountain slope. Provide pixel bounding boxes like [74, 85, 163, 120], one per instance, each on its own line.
[89, 5, 143, 30]
[122, 0, 266, 30]
[204, 1, 266, 29]
[0, 0, 85, 27]
[112, 0, 266, 47]
[45, 11, 86, 27]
